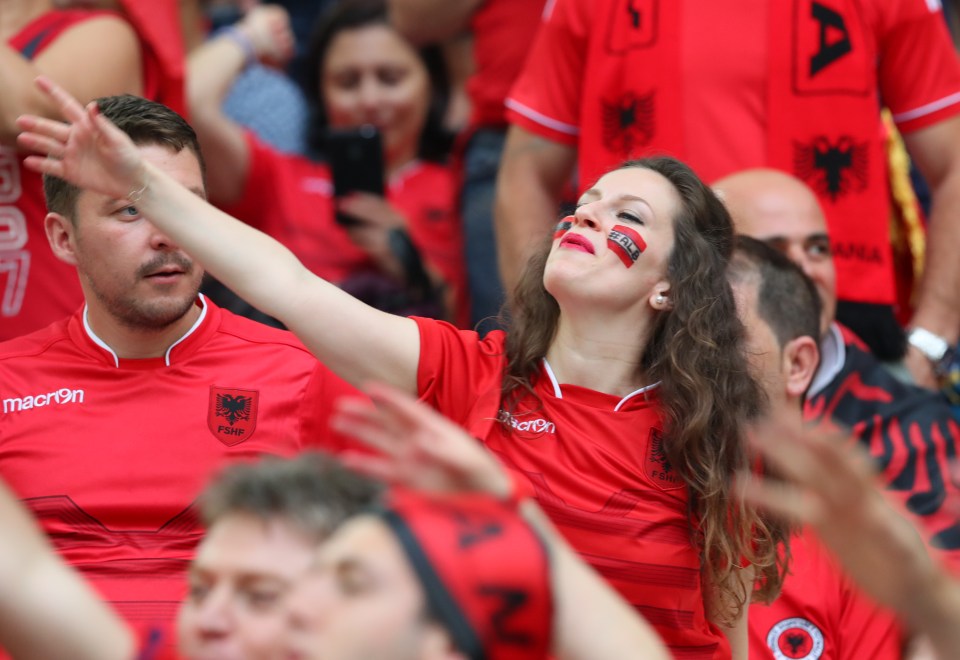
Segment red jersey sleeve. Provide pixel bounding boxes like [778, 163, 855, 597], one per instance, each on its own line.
[414, 316, 506, 427]
[218, 131, 284, 232]
[504, 0, 589, 146]
[877, 0, 960, 133]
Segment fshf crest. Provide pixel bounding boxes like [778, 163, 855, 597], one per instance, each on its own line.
[208, 386, 259, 445]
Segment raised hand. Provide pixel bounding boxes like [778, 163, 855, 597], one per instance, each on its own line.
[238, 4, 296, 68]
[332, 382, 514, 499]
[16, 76, 146, 202]
[739, 413, 943, 621]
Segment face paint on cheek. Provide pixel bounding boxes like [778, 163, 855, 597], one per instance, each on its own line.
[553, 217, 573, 240]
[607, 225, 647, 268]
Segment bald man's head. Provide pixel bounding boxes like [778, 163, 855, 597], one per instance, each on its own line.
[714, 169, 836, 337]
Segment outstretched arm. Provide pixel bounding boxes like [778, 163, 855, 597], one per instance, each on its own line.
[17, 77, 420, 392]
[0, 479, 133, 660]
[741, 415, 960, 658]
[332, 383, 672, 660]
[186, 5, 294, 204]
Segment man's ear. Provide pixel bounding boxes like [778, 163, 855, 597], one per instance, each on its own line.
[44, 212, 79, 266]
[782, 335, 820, 399]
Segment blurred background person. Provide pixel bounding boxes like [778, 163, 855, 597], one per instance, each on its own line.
[187, 0, 466, 326]
[389, 0, 548, 331]
[0, 0, 148, 341]
[178, 453, 381, 660]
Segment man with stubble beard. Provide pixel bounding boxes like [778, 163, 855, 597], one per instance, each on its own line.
[0, 95, 357, 659]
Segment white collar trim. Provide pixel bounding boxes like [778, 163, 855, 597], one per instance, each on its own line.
[82, 295, 208, 368]
[541, 358, 660, 410]
[808, 321, 846, 399]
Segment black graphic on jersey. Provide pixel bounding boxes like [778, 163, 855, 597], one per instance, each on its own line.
[453, 510, 504, 549]
[786, 633, 806, 654]
[810, 1, 851, 76]
[602, 91, 655, 157]
[794, 136, 867, 201]
[478, 585, 533, 646]
[627, 0, 642, 29]
[216, 393, 251, 426]
[806, 334, 960, 551]
[649, 430, 672, 473]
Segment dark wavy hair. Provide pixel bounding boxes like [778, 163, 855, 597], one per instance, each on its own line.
[299, 0, 452, 162]
[503, 156, 788, 621]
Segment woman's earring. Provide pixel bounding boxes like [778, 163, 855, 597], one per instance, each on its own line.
[655, 294, 666, 305]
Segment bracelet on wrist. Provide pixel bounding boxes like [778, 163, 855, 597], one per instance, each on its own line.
[218, 25, 257, 70]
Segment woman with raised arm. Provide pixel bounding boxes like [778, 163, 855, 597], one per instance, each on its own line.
[18, 77, 785, 658]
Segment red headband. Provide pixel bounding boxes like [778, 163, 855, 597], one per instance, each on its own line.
[381, 490, 553, 660]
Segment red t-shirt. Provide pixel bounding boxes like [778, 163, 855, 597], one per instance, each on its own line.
[506, 0, 960, 306]
[749, 529, 901, 660]
[415, 317, 729, 659]
[1, 9, 158, 342]
[223, 133, 467, 325]
[467, 0, 548, 129]
[0, 297, 356, 658]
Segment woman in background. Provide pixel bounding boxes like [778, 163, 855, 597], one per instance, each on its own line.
[187, 0, 466, 324]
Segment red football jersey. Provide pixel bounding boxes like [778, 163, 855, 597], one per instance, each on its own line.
[467, 0, 548, 129]
[749, 529, 901, 660]
[222, 133, 467, 324]
[506, 0, 960, 306]
[0, 297, 356, 657]
[1, 10, 161, 342]
[415, 317, 729, 659]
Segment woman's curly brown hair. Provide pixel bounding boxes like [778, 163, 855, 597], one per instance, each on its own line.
[500, 156, 788, 623]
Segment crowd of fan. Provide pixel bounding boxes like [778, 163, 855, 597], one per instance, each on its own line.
[4, 0, 960, 658]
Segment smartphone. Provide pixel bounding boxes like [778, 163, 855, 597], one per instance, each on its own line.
[324, 125, 385, 227]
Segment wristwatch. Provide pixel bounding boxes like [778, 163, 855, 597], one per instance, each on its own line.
[906, 327, 956, 375]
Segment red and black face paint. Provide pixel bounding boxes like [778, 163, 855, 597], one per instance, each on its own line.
[553, 217, 573, 240]
[607, 225, 646, 268]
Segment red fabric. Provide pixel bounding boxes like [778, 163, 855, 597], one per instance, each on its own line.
[1, 9, 164, 342]
[414, 317, 728, 659]
[749, 529, 902, 660]
[467, 0, 548, 129]
[223, 133, 467, 325]
[384, 490, 552, 660]
[116, 0, 186, 116]
[0, 298, 357, 658]
[506, 0, 960, 307]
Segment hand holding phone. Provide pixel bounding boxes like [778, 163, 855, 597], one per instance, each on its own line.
[324, 125, 385, 227]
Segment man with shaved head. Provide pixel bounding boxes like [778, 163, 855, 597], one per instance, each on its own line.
[715, 169, 960, 573]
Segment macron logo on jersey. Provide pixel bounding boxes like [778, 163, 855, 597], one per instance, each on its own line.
[3, 388, 85, 414]
[498, 410, 556, 436]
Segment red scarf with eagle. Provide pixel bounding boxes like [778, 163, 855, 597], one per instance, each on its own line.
[576, 0, 892, 305]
